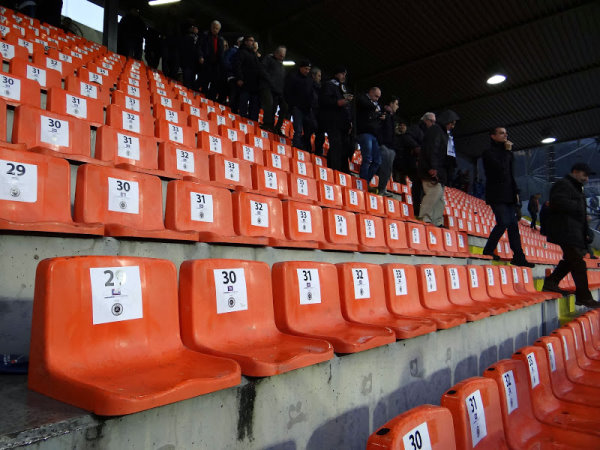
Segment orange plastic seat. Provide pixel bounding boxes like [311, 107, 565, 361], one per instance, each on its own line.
[182, 103, 207, 120]
[290, 158, 314, 179]
[0, 40, 28, 62]
[28, 255, 241, 415]
[280, 200, 326, 248]
[315, 165, 334, 183]
[218, 125, 243, 143]
[264, 150, 290, 172]
[154, 104, 185, 125]
[337, 263, 436, 339]
[534, 335, 600, 407]
[316, 180, 343, 209]
[95, 125, 161, 173]
[154, 119, 195, 147]
[208, 154, 253, 191]
[335, 170, 352, 188]
[320, 207, 359, 251]
[250, 164, 288, 198]
[65, 76, 110, 104]
[207, 111, 232, 128]
[441, 377, 509, 449]
[179, 259, 333, 376]
[232, 142, 263, 165]
[512, 346, 600, 435]
[270, 140, 292, 157]
[0, 147, 102, 235]
[286, 173, 318, 204]
[496, 265, 537, 306]
[384, 219, 415, 254]
[573, 317, 600, 361]
[188, 115, 218, 134]
[520, 266, 557, 301]
[365, 192, 385, 217]
[381, 264, 465, 329]
[12, 105, 95, 163]
[384, 197, 401, 220]
[74, 164, 198, 241]
[416, 264, 486, 322]
[46, 87, 104, 127]
[198, 131, 233, 157]
[367, 405, 457, 450]
[106, 104, 154, 136]
[9, 57, 61, 90]
[463, 265, 510, 314]
[246, 133, 268, 150]
[406, 222, 431, 254]
[444, 265, 504, 316]
[0, 70, 40, 107]
[483, 266, 527, 310]
[483, 358, 600, 449]
[341, 186, 365, 214]
[551, 327, 600, 387]
[356, 213, 389, 253]
[111, 89, 151, 114]
[157, 142, 209, 181]
[424, 225, 448, 255]
[231, 190, 284, 245]
[271, 261, 396, 353]
[442, 229, 464, 257]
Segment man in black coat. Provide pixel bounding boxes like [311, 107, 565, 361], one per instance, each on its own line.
[234, 36, 265, 121]
[481, 127, 533, 267]
[543, 163, 597, 308]
[260, 46, 288, 135]
[319, 66, 353, 172]
[376, 96, 399, 196]
[199, 20, 226, 101]
[528, 193, 541, 229]
[284, 60, 314, 149]
[356, 87, 384, 185]
[417, 110, 458, 226]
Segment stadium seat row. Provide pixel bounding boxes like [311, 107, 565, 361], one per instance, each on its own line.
[28, 256, 555, 415]
[367, 312, 600, 449]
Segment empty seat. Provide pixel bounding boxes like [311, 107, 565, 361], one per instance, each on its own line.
[74, 164, 198, 241]
[0, 71, 40, 107]
[198, 131, 233, 157]
[384, 219, 414, 255]
[342, 187, 366, 213]
[286, 173, 318, 204]
[337, 263, 437, 339]
[188, 115, 218, 135]
[157, 142, 210, 181]
[483, 358, 600, 449]
[482, 266, 527, 310]
[416, 264, 487, 321]
[46, 87, 104, 126]
[65, 76, 111, 104]
[356, 213, 389, 253]
[496, 265, 537, 306]
[441, 377, 509, 449]
[444, 265, 504, 316]
[12, 105, 94, 163]
[512, 345, 600, 436]
[106, 104, 154, 136]
[9, 57, 61, 90]
[315, 165, 334, 183]
[280, 200, 326, 248]
[179, 259, 333, 377]
[111, 89, 151, 114]
[264, 150, 290, 172]
[367, 404, 456, 450]
[424, 225, 449, 255]
[209, 154, 253, 191]
[271, 261, 396, 353]
[291, 158, 314, 179]
[381, 264, 465, 329]
[251, 164, 288, 198]
[406, 222, 430, 254]
[316, 180, 343, 209]
[365, 192, 385, 217]
[233, 142, 263, 165]
[550, 327, 600, 387]
[95, 125, 160, 173]
[0, 147, 102, 235]
[231, 191, 284, 245]
[320, 207, 359, 251]
[384, 197, 402, 220]
[28, 255, 241, 415]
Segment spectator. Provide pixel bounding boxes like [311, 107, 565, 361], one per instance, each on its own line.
[200, 20, 226, 101]
[224, 36, 244, 112]
[180, 24, 203, 90]
[376, 96, 400, 196]
[37, 0, 62, 28]
[234, 36, 264, 121]
[260, 46, 288, 136]
[543, 163, 597, 308]
[356, 87, 385, 186]
[528, 193, 541, 229]
[305, 66, 324, 154]
[418, 110, 459, 226]
[144, 27, 163, 69]
[539, 200, 550, 235]
[319, 66, 353, 173]
[284, 60, 313, 149]
[481, 126, 533, 267]
[117, 9, 147, 60]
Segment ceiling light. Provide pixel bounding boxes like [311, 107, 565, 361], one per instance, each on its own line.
[148, 0, 180, 6]
[486, 74, 506, 85]
[541, 137, 556, 144]
[282, 61, 296, 67]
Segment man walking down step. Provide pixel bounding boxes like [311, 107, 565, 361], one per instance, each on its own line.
[543, 163, 598, 308]
[481, 127, 534, 267]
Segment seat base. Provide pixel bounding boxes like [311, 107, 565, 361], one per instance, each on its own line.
[104, 224, 199, 241]
[0, 219, 104, 236]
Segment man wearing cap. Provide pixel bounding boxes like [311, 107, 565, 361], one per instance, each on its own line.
[284, 60, 314, 149]
[481, 126, 534, 267]
[319, 66, 353, 172]
[543, 163, 597, 308]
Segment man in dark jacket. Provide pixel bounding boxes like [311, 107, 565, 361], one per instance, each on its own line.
[528, 193, 541, 229]
[260, 46, 288, 135]
[543, 163, 597, 308]
[199, 20, 226, 101]
[481, 127, 533, 267]
[234, 36, 264, 121]
[417, 110, 459, 226]
[284, 60, 313, 149]
[356, 87, 384, 185]
[376, 96, 399, 196]
[180, 24, 203, 90]
[319, 66, 353, 172]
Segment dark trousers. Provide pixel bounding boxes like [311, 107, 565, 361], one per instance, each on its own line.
[377, 145, 395, 193]
[547, 245, 592, 300]
[260, 90, 287, 132]
[530, 212, 538, 228]
[238, 90, 260, 121]
[408, 174, 423, 218]
[326, 127, 351, 173]
[483, 203, 525, 259]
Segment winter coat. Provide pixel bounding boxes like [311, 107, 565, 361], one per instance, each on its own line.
[318, 78, 351, 131]
[233, 46, 264, 92]
[356, 93, 382, 136]
[482, 140, 519, 205]
[200, 32, 225, 66]
[284, 70, 313, 112]
[547, 175, 590, 248]
[261, 55, 286, 95]
[419, 122, 449, 184]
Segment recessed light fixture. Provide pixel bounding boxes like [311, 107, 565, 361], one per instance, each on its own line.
[282, 61, 296, 67]
[541, 137, 556, 144]
[148, 0, 180, 6]
[486, 74, 506, 85]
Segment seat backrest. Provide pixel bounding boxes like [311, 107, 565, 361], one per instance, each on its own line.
[232, 142, 263, 165]
[251, 164, 288, 198]
[208, 154, 253, 190]
[95, 125, 159, 170]
[342, 187, 366, 213]
[271, 261, 346, 333]
[30, 256, 183, 374]
[534, 335, 571, 394]
[550, 327, 583, 379]
[321, 207, 359, 247]
[271, 141, 292, 158]
[165, 179, 236, 237]
[381, 263, 427, 315]
[365, 192, 385, 217]
[179, 259, 279, 347]
[291, 158, 315, 179]
[0, 146, 74, 224]
[287, 173, 318, 204]
[154, 119, 196, 148]
[444, 265, 472, 304]
[416, 264, 451, 309]
[367, 404, 457, 450]
[384, 197, 401, 220]
[46, 87, 104, 126]
[282, 200, 325, 244]
[484, 265, 506, 299]
[157, 142, 210, 181]
[336, 263, 390, 323]
[264, 150, 291, 172]
[316, 180, 343, 209]
[425, 226, 445, 253]
[106, 104, 154, 136]
[198, 131, 233, 157]
[441, 377, 508, 450]
[442, 229, 460, 254]
[455, 232, 469, 255]
[466, 265, 491, 302]
[356, 214, 387, 250]
[406, 222, 428, 253]
[74, 164, 165, 231]
[511, 346, 561, 411]
[231, 191, 285, 240]
[384, 219, 411, 253]
[315, 165, 334, 184]
[482, 359, 542, 449]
